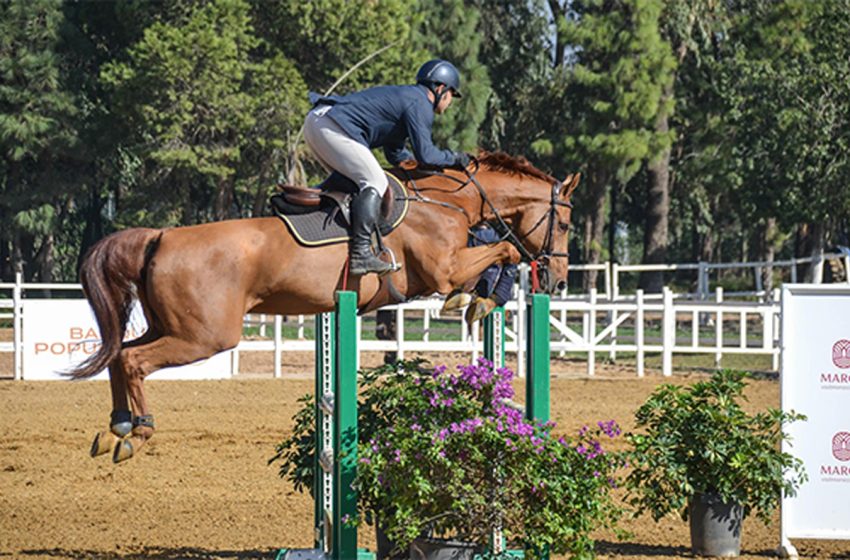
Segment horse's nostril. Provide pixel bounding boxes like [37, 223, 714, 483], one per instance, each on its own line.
[556, 280, 567, 292]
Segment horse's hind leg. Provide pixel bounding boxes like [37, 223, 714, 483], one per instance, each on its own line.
[112, 335, 232, 463]
[89, 361, 133, 457]
[90, 330, 160, 458]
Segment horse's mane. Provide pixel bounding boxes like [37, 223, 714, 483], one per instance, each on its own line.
[478, 151, 557, 184]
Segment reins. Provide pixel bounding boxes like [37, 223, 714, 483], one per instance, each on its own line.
[399, 157, 573, 264]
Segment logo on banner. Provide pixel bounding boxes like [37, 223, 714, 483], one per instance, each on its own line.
[834, 432, 850, 462]
[832, 340, 850, 368]
[820, 340, 850, 387]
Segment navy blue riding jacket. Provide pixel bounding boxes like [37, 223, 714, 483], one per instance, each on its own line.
[309, 85, 460, 168]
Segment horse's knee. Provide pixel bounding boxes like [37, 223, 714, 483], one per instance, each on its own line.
[499, 242, 521, 264]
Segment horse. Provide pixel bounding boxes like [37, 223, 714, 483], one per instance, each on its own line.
[69, 151, 580, 463]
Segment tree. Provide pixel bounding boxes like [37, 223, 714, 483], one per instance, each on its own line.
[0, 0, 77, 281]
[411, 0, 490, 152]
[102, 0, 266, 225]
[552, 0, 675, 289]
[726, 0, 850, 282]
[475, 0, 551, 153]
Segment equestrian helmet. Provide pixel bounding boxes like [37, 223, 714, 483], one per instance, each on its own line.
[416, 59, 462, 97]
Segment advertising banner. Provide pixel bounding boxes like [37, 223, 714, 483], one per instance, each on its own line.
[22, 299, 232, 380]
[781, 285, 850, 552]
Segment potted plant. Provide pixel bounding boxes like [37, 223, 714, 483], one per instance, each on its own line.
[272, 359, 626, 559]
[625, 369, 807, 557]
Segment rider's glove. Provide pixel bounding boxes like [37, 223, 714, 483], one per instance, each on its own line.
[452, 152, 471, 170]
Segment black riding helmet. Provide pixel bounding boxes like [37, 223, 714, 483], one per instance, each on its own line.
[416, 59, 462, 109]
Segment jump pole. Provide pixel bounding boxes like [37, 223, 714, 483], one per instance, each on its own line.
[483, 294, 551, 559]
[279, 290, 372, 560]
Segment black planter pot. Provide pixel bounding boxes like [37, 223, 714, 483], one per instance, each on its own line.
[688, 492, 743, 557]
[409, 537, 480, 560]
[376, 523, 405, 560]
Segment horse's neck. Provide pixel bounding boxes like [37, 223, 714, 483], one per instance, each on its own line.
[413, 171, 540, 225]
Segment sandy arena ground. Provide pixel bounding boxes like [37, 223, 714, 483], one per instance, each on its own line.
[1, 352, 848, 560]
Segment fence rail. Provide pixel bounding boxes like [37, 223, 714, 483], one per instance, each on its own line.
[3, 254, 845, 379]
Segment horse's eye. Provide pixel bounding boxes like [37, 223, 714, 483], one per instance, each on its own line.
[558, 222, 570, 233]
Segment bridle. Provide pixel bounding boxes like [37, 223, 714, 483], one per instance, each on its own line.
[400, 157, 573, 272]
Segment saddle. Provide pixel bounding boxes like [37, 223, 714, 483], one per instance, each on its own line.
[270, 171, 409, 247]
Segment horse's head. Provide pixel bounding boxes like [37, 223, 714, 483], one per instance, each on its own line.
[513, 173, 580, 293]
[474, 153, 580, 294]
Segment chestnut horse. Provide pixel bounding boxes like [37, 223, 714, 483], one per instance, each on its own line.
[69, 152, 580, 463]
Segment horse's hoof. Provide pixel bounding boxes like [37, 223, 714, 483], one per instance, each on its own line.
[443, 290, 472, 311]
[90, 431, 117, 458]
[112, 440, 134, 463]
[465, 297, 497, 324]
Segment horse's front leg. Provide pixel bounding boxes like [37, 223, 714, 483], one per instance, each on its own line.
[435, 242, 521, 294]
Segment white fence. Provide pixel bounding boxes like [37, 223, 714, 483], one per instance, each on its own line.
[4, 254, 847, 379]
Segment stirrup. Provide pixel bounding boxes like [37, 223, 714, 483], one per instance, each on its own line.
[376, 246, 402, 275]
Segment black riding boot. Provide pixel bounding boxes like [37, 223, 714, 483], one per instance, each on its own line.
[349, 187, 395, 276]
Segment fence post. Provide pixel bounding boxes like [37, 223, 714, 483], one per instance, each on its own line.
[772, 288, 781, 371]
[604, 261, 613, 301]
[517, 265, 528, 379]
[609, 263, 618, 362]
[525, 294, 550, 423]
[636, 289, 645, 378]
[813, 252, 824, 284]
[662, 287, 673, 377]
[13, 272, 22, 381]
[395, 306, 404, 360]
[483, 307, 505, 370]
[333, 291, 358, 560]
[715, 287, 724, 368]
[587, 289, 597, 377]
[274, 315, 282, 379]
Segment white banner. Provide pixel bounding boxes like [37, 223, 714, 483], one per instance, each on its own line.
[22, 300, 232, 381]
[781, 285, 850, 549]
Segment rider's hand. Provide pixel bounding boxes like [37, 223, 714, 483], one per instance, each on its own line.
[452, 152, 471, 170]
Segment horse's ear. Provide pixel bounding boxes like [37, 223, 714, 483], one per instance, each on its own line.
[560, 173, 581, 198]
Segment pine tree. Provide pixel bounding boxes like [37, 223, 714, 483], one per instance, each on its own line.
[0, 0, 77, 280]
[554, 0, 675, 289]
[411, 0, 490, 152]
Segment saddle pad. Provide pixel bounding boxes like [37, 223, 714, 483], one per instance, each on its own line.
[272, 172, 409, 247]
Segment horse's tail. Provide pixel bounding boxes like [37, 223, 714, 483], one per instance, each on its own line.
[66, 228, 162, 379]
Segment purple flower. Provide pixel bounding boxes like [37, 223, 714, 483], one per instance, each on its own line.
[411, 423, 421, 432]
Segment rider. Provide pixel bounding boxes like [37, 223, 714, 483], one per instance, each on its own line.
[303, 59, 470, 276]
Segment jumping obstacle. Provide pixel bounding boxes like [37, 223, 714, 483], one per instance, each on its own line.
[279, 291, 551, 560]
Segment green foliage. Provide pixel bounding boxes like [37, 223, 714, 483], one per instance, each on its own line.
[251, 0, 419, 92]
[272, 360, 626, 558]
[562, 0, 675, 181]
[411, 0, 490, 152]
[626, 369, 807, 524]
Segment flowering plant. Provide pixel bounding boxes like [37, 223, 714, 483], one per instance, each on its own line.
[272, 359, 626, 559]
